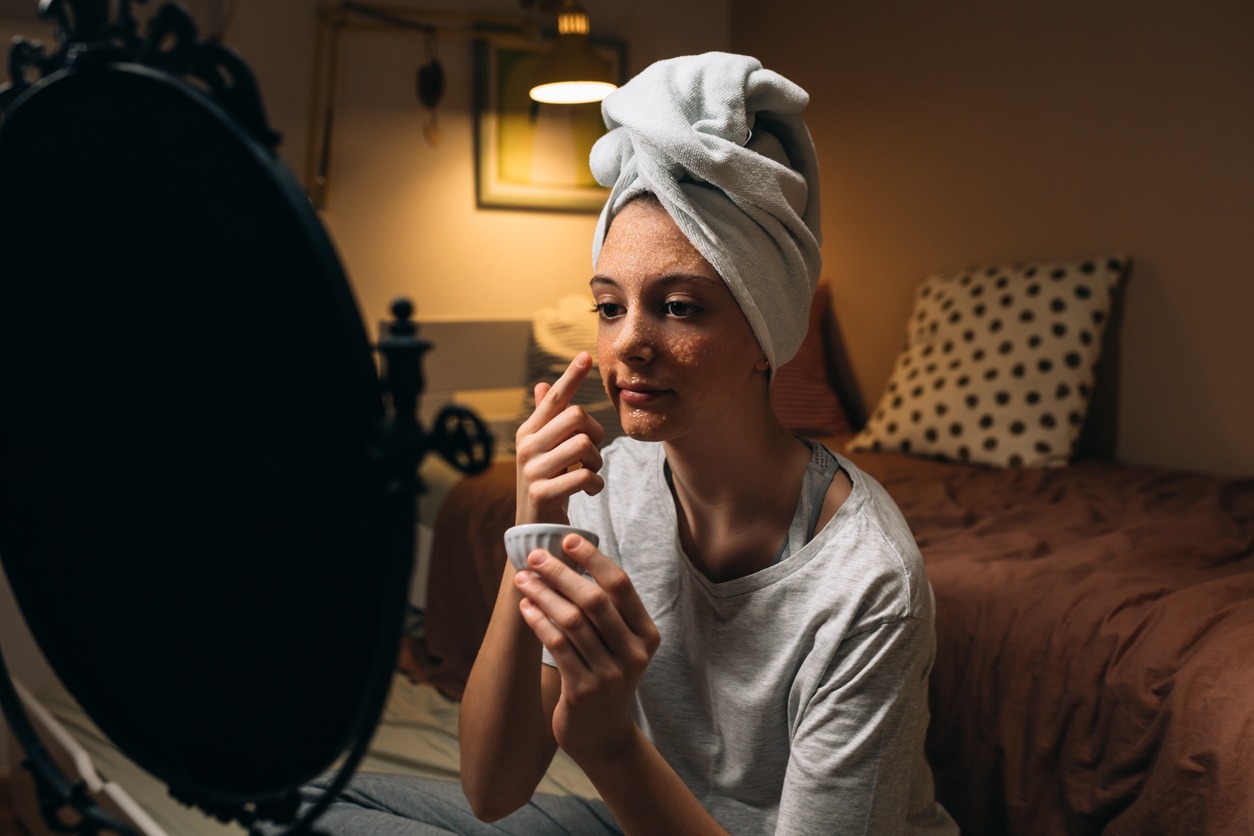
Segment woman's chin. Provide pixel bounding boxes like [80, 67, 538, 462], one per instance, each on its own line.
[618, 408, 675, 443]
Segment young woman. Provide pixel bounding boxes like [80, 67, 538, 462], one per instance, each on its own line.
[300, 52, 955, 835]
[458, 53, 956, 835]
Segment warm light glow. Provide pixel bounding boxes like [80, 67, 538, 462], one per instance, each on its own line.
[527, 0, 616, 105]
[528, 79, 617, 104]
[557, 9, 590, 35]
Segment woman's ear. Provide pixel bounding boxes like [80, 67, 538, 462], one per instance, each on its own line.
[755, 357, 771, 373]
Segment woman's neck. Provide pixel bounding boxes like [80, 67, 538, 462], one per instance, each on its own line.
[662, 411, 812, 582]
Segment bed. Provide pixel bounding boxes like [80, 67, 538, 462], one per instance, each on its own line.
[9, 262, 1254, 836]
[397, 260, 1254, 834]
[399, 438, 1254, 834]
[14, 445, 1251, 836]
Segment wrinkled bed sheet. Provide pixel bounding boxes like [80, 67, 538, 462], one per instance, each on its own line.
[402, 438, 1254, 835]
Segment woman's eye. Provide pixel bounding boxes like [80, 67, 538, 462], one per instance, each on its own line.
[665, 301, 701, 318]
[593, 302, 624, 319]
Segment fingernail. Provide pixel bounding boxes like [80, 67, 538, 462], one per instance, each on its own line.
[528, 550, 548, 566]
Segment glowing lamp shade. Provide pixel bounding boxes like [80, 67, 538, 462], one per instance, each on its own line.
[528, 0, 617, 104]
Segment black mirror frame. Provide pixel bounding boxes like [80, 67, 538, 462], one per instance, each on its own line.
[0, 2, 493, 834]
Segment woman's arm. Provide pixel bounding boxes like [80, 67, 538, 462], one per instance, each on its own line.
[517, 536, 729, 836]
[459, 353, 605, 820]
[576, 724, 729, 836]
[458, 566, 555, 820]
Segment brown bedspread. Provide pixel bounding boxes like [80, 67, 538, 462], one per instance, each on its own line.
[401, 438, 1254, 835]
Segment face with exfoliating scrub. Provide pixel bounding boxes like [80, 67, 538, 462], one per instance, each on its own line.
[591, 196, 770, 443]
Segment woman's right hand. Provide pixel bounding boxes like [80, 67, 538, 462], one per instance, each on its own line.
[514, 352, 606, 525]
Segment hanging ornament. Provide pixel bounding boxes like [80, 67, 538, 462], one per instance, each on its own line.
[416, 30, 444, 147]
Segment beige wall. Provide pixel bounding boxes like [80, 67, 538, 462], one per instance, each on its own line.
[9, 1, 1247, 476]
[4, 0, 726, 324]
[212, 0, 729, 327]
[731, 1, 1254, 477]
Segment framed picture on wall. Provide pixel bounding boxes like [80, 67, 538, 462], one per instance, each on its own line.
[474, 36, 626, 212]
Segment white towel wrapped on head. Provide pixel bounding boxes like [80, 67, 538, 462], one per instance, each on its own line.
[589, 51, 823, 369]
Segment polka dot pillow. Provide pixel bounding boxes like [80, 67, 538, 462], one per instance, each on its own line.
[849, 256, 1128, 468]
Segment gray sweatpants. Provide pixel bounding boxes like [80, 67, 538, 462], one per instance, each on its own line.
[288, 773, 621, 836]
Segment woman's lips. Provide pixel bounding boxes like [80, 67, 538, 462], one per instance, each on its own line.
[617, 384, 670, 406]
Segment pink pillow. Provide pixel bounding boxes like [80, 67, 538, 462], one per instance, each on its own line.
[771, 282, 852, 436]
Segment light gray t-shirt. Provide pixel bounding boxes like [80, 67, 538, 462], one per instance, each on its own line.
[562, 437, 957, 835]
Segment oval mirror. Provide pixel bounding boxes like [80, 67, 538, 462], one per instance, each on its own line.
[0, 23, 409, 825]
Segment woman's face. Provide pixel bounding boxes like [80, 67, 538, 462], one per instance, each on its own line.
[592, 198, 768, 443]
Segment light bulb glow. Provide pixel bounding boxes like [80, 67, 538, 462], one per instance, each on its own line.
[557, 11, 590, 35]
[528, 80, 617, 104]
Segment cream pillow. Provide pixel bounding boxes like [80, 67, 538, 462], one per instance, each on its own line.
[849, 256, 1128, 467]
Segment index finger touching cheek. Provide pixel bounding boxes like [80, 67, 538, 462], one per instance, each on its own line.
[532, 352, 592, 423]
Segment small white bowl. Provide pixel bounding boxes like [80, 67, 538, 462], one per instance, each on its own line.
[504, 524, 599, 572]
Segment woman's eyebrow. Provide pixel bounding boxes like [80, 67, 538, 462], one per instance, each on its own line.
[590, 273, 719, 289]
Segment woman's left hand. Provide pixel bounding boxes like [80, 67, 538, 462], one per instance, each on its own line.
[514, 534, 661, 764]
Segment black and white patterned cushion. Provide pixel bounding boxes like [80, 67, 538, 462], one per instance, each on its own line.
[849, 256, 1128, 467]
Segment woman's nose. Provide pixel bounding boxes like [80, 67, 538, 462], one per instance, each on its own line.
[609, 310, 655, 364]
